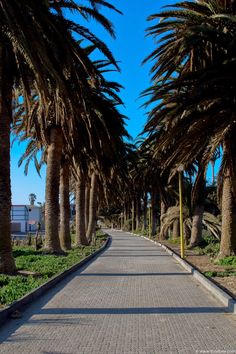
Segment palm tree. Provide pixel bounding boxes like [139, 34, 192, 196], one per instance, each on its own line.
[86, 172, 98, 242]
[75, 166, 90, 246]
[85, 180, 91, 231]
[59, 160, 72, 251]
[44, 127, 65, 253]
[29, 193, 37, 205]
[189, 162, 206, 248]
[0, 51, 15, 273]
[0, 1, 74, 273]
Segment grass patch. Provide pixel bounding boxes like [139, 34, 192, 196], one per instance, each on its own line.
[204, 270, 236, 278]
[0, 235, 106, 307]
[217, 256, 236, 267]
[168, 238, 180, 245]
[133, 230, 143, 235]
[192, 234, 220, 257]
[194, 242, 220, 257]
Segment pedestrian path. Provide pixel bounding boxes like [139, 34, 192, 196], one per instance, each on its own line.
[0, 230, 236, 354]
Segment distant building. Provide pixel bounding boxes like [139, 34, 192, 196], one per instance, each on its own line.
[11, 205, 43, 233]
[11, 205, 29, 233]
[11, 203, 75, 233]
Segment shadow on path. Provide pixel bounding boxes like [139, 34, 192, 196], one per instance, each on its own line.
[101, 254, 170, 257]
[78, 272, 190, 277]
[35, 306, 226, 316]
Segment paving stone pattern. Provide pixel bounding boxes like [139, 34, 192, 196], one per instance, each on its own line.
[0, 230, 236, 354]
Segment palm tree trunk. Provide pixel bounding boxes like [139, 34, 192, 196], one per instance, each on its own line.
[85, 181, 90, 231]
[184, 223, 191, 245]
[189, 205, 204, 247]
[124, 203, 129, 230]
[75, 169, 89, 246]
[131, 199, 135, 232]
[45, 127, 63, 253]
[0, 44, 16, 274]
[59, 163, 71, 250]
[135, 194, 141, 231]
[160, 198, 168, 240]
[219, 167, 236, 258]
[86, 172, 98, 243]
[142, 192, 148, 231]
[189, 170, 205, 247]
[172, 219, 180, 239]
[151, 188, 158, 236]
[124, 203, 127, 224]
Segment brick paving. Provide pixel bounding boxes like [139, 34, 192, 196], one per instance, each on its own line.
[0, 230, 236, 354]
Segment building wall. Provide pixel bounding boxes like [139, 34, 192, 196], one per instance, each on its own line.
[11, 206, 29, 232]
[28, 206, 42, 231]
[11, 205, 42, 233]
[11, 221, 27, 233]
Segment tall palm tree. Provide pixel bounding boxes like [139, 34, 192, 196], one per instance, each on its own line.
[86, 171, 98, 242]
[75, 166, 90, 246]
[59, 160, 72, 250]
[0, 47, 15, 274]
[44, 127, 65, 253]
[189, 162, 206, 247]
[0, 1, 75, 273]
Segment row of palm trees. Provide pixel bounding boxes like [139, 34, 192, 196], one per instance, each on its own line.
[1, 0, 235, 276]
[0, 1, 128, 274]
[107, 0, 236, 260]
[142, 0, 236, 258]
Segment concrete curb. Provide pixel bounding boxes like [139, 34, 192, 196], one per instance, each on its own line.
[0, 236, 111, 326]
[133, 233, 236, 314]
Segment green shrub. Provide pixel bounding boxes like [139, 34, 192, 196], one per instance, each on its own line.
[217, 256, 236, 267]
[204, 270, 236, 277]
[194, 242, 220, 257]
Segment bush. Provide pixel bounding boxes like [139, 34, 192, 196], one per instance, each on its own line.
[217, 256, 236, 267]
[204, 270, 236, 278]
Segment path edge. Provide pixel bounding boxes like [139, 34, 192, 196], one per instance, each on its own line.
[131, 233, 236, 314]
[0, 236, 111, 326]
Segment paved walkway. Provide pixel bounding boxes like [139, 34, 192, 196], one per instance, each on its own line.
[0, 230, 236, 354]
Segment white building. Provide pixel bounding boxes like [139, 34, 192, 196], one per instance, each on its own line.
[11, 205, 42, 233]
[11, 205, 29, 232]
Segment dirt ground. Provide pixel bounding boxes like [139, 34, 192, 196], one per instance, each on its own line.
[159, 240, 236, 300]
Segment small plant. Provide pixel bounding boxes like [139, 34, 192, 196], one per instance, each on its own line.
[26, 234, 33, 246]
[203, 243, 220, 257]
[142, 229, 149, 236]
[204, 270, 236, 278]
[168, 238, 180, 245]
[217, 256, 236, 267]
[193, 236, 220, 257]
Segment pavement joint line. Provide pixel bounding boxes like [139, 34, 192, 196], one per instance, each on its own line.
[0, 236, 111, 327]
[127, 232, 236, 314]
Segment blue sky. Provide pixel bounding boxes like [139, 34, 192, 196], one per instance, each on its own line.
[10, 0, 191, 204]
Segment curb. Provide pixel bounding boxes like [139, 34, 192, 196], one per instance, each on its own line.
[0, 236, 111, 326]
[134, 233, 236, 314]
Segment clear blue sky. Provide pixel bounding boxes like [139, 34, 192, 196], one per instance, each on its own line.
[10, 0, 185, 204]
